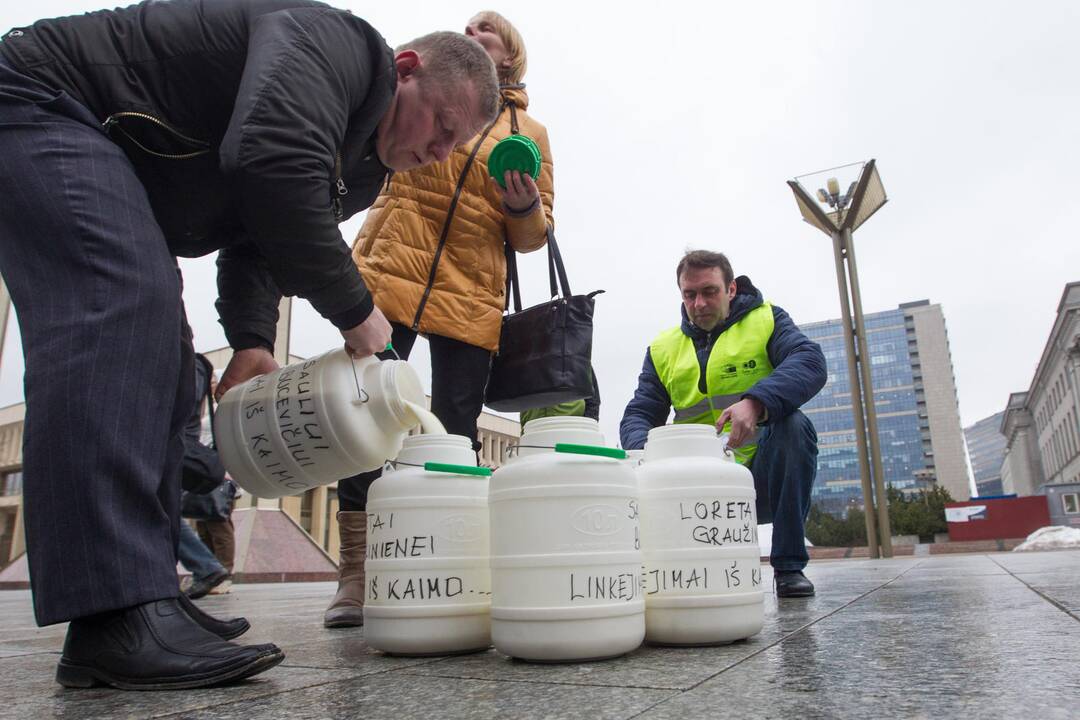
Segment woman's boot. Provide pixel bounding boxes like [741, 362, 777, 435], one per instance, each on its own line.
[324, 511, 367, 628]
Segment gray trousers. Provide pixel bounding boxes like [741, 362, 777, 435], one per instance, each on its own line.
[0, 57, 193, 625]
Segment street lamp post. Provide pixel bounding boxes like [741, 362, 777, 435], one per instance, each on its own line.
[788, 159, 893, 558]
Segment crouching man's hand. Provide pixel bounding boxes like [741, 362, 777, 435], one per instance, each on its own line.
[717, 397, 765, 448]
[341, 306, 392, 359]
[216, 347, 279, 401]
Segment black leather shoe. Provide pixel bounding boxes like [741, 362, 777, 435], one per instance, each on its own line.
[56, 598, 284, 690]
[177, 593, 250, 640]
[186, 569, 230, 600]
[775, 570, 816, 598]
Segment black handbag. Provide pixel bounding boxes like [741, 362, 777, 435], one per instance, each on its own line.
[181, 480, 236, 521]
[484, 227, 602, 412]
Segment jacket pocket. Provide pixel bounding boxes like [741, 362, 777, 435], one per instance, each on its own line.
[102, 111, 210, 160]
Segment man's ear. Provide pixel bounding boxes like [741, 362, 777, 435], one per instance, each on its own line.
[394, 50, 421, 80]
[727, 280, 737, 300]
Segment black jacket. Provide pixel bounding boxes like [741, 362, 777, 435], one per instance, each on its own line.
[619, 276, 827, 449]
[0, 0, 396, 350]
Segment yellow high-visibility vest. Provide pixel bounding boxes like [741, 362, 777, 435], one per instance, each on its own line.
[649, 303, 774, 465]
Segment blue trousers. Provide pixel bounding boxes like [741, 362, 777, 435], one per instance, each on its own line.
[177, 522, 225, 582]
[750, 410, 818, 572]
[0, 58, 193, 624]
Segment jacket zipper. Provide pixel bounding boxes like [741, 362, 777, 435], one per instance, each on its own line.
[101, 111, 210, 160]
[332, 151, 348, 221]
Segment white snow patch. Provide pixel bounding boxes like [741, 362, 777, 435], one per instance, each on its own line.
[1013, 525, 1080, 552]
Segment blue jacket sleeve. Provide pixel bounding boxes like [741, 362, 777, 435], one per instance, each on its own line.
[619, 349, 673, 449]
[743, 305, 827, 424]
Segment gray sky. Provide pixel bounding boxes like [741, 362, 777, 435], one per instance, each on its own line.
[2, 1, 1078, 447]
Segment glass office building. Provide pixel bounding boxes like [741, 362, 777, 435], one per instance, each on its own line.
[964, 411, 1006, 497]
[799, 301, 970, 515]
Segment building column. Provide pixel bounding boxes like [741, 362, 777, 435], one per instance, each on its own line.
[0, 274, 10, 363]
[253, 295, 294, 511]
[7, 500, 23, 563]
[280, 494, 303, 525]
[310, 485, 329, 550]
[327, 496, 341, 563]
[274, 295, 292, 367]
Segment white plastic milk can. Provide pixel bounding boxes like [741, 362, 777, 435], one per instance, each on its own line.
[488, 417, 645, 662]
[215, 348, 426, 498]
[637, 424, 764, 645]
[364, 434, 492, 655]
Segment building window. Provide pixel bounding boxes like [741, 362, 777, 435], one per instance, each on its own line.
[1064, 493, 1079, 515]
[1, 471, 21, 496]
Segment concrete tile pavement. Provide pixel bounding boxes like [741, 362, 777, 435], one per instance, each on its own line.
[0, 551, 1076, 719]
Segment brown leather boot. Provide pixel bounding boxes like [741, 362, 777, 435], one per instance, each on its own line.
[324, 511, 367, 628]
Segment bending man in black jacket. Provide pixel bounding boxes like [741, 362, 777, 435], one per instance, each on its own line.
[620, 251, 827, 598]
[0, 0, 498, 690]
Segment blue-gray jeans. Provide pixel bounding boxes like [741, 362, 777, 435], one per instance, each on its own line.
[177, 521, 225, 582]
[750, 410, 818, 572]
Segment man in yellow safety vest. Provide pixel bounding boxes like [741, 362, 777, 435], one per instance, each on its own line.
[620, 250, 826, 597]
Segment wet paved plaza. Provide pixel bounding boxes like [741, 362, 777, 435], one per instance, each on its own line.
[0, 550, 1077, 719]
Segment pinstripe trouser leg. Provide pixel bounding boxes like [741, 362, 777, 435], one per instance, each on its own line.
[0, 59, 194, 625]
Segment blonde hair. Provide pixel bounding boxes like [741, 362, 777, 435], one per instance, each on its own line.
[470, 10, 527, 84]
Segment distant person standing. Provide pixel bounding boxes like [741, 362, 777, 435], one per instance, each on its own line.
[326, 11, 554, 628]
[194, 363, 237, 592]
[178, 354, 236, 597]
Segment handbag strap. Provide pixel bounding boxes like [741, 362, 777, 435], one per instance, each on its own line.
[503, 226, 573, 314]
[546, 226, 572, 297]
[509, 102, 520, 136]
[504, 242, 523, 313]
[411, 101, 506, 330]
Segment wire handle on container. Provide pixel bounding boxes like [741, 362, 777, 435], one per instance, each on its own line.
[348, 344, 401, 404]
[717, 432, 752, 462]
[347, 355, 368, 404]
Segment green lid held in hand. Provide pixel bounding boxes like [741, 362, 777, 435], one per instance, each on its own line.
[487, 135, 542, 189]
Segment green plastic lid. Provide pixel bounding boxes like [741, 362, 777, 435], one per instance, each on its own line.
[487, 135, 542, 189]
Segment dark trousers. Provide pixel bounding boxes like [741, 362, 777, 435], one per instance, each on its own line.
[337, 322, 490, 511]
[750, 410, 818, 572]
[0, 59, 194, 625]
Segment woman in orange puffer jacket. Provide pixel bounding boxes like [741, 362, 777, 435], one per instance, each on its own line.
[325, 11, 554, 628]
